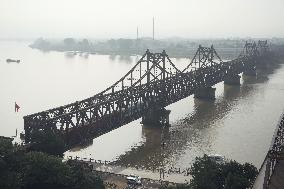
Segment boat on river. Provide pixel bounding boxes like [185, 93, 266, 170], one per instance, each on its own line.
[6, 59, 20, 63]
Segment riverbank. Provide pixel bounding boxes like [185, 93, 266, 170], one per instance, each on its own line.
[29, 37, 255, 59]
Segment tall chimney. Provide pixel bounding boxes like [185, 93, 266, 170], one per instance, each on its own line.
[137, 26, 139, 40]
[153, 17, 155, 40]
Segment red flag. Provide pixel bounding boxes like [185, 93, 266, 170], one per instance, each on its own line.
[15, 102, 20, 112]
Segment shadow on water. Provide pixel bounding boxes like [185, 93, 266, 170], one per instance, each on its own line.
[112, 64, 280, 169]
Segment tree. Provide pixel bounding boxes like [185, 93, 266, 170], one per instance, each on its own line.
[63, 38, 77, 50]
[0, 137, 105, 189]
[189, 155, 258, 189]
[189, 155, 223, 189]
[21, 152, 72, 189]
[222, 161, 258, 189]
[67, 160, 105, 189]
[30, 129, 66, 156]
[29, 38, 50, 50]
[0, 138, 23, 189]
[117, 39, 133, 50]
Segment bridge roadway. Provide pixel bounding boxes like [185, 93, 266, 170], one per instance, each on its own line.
[253, 110, 284, 189]
[66, 155, 191, 184]
[23, 40, 272, 148]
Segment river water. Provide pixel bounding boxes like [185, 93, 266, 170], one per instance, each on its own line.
[1, 41, 284, 170]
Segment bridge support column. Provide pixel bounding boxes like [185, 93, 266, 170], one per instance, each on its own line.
[141, 108, 171, 127]
[194, 87, 216, 100]
[224, 75, 241, 86]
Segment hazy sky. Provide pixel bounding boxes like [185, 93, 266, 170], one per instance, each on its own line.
[0, 0, 284, 39]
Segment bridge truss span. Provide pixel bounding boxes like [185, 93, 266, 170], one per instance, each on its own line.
[23, 40, 272, 147]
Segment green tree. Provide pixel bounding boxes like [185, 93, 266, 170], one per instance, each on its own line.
[21, 152, 72, 189]
[189, 155, 258, 189]
[64, 38, 76, 46]
[189, 155, 223, 189]
[0, 137, 13, 155]
[0, 138, 23, 189]
[63, 38, 77, 51]
[0, 137, 105, 189]
[30, 129, 66, 156]
[67, 160, 105, 189]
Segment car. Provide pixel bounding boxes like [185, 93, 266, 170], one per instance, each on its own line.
[126, 174, 142, 185]
[208, 154, 225, 164]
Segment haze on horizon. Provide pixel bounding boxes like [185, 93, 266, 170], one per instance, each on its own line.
[0, 0, 284, 40]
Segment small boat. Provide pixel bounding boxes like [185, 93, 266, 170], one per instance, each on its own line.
[6, 59, 20, 63]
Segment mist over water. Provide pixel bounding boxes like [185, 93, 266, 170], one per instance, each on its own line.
[1, 41, 282, 170]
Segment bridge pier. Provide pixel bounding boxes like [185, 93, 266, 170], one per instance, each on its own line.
[141, 108, 171, 127]
[194, 87, 216, 100]
[224, 75, 241, 86]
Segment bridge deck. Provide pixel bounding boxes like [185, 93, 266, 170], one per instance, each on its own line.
[268, 159, 284, 189]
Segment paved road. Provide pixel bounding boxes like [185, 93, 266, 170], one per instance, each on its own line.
[91, 161, 191, 184]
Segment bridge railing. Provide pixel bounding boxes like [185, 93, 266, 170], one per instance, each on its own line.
[262, 111, 284, 188]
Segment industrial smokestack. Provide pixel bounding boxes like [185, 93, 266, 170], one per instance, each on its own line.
[137, 26, 139, 40]
[153, 17, 155, 40]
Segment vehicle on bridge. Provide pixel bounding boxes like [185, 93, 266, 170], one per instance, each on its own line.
[208, 154, 225, 164]
[126, 174, 142, 185]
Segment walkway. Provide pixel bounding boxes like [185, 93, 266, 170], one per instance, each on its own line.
[92, 162, 191, 184]
[68, 156, 192, 184]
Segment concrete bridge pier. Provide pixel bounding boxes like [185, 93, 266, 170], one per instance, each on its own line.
[194, 87, 216, 100]
[224, 75, 241, 86]
[141, 108, 171, 127]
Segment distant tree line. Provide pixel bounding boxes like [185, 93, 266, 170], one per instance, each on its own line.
[30, 38, 93, 53]
[29, 37, 262, 58]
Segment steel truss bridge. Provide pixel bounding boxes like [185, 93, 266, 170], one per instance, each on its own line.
[24, 40, 272, 147]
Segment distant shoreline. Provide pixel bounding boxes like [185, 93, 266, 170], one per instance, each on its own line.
[29, 37, 253, 59]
